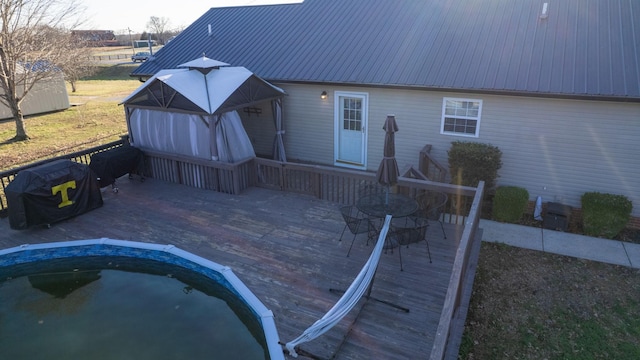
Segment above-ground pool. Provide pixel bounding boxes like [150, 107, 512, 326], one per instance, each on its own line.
[0, 239, 283, 360]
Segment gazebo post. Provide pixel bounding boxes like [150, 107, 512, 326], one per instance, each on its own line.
[210, 115, 221, 161]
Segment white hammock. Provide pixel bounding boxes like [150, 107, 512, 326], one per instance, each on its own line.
[285, 215, 392, 357]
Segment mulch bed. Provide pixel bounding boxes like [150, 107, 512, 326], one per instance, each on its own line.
[482, 199, 640, 244]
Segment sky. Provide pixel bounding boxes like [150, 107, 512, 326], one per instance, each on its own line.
[81, 0, 302, 34]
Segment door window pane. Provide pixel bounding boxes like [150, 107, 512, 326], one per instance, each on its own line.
[341, 97, 363, 132]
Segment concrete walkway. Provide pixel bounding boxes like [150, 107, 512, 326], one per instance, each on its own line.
[480, 219, 640, 269]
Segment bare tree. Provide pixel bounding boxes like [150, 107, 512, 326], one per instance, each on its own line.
[147, 16, 171, 45]
[0, 0, 84, 141]
[58, 36, 98, 92]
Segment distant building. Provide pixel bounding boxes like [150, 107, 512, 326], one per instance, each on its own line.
[71, 30, 118, 47]
[133, 40, 158, 48]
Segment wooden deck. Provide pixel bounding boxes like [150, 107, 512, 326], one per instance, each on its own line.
[0, 177, 472, 359]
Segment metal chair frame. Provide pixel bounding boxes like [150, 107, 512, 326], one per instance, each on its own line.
[414, 191, 448, 239]
[339, 205, 378, 257]
[388, 216, 432, 270]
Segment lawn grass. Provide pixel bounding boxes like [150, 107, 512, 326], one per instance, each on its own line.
[0, 65, 140, 171]
[82, 64, 142, 81]
[460, 242, 640, 359]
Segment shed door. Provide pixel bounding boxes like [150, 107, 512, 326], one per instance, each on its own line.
[334, 92, 367, 169]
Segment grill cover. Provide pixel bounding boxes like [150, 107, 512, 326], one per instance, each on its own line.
[89, 146, 144, 188]
[6, 160, 103, 230]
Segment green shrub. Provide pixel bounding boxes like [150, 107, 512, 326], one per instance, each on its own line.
[448, 141, 502, 190]
[492, 186, 529, 223]
[581, 192, 633, 239]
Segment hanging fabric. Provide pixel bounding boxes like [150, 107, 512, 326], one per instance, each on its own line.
[271, 98, 287, 161]
[285, 215, 392, 357]
[215, 111, 256, 162]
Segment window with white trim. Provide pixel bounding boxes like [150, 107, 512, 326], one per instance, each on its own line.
[441, 98, 482, 137]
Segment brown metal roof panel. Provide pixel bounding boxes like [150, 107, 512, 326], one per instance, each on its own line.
[617, 2, 640, 95]
[131, 0, 640, 100]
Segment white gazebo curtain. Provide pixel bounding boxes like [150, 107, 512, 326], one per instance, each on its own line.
[128, 108, 255, 162]
[129, 109, 211, 159]
[271, 98, 286, 162]
[215, 110, 255, 162]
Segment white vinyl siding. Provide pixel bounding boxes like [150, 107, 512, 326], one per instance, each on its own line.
[263, 83, 640, 217]
[477, 96, 640, 215]
[239, 103, 273, 157]
[273, 84, 336, 164]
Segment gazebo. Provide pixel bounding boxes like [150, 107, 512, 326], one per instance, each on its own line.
[122, 56, 287, 163]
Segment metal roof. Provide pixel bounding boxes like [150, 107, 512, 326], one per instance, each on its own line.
[133, 0, 640, 101]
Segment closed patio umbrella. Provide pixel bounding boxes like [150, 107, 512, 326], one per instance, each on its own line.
[376, 115, 400, 203]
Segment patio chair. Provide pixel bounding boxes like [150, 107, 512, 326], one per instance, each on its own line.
[389, 216, 432, 267]
[414, 191, 448, 239]
[339, 205, 376, 257]
[363, 215, 406, 270]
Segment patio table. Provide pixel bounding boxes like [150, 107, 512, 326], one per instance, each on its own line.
[341, 192, 419, 312]
[356, 192, 418, 218]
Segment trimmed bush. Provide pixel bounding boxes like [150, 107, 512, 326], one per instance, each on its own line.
[448, 141, 502, 190]
[581, 192, 633, 239]
[492, 186, 529, 223]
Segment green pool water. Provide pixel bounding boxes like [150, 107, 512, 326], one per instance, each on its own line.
[0, 257, 267, 359]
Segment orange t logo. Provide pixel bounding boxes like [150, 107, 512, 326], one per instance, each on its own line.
[51, 180, 76, 208]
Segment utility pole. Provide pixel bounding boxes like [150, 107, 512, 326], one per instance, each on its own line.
[128, 28, 134, 55]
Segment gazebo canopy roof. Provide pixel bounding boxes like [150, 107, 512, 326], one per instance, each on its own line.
[123, 56, 285, 115]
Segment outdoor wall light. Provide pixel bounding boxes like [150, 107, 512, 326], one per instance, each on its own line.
[320, 91, 327, 100]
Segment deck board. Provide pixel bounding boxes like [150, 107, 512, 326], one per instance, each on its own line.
[0, 177, 467, 359]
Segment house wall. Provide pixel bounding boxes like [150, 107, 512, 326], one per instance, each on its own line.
[273, 83, 640, 217]
[479, 95, 639, 217]
[278, 84, 337, 164]
[240, 103, 276, 157]
[0, 73, 70, 120]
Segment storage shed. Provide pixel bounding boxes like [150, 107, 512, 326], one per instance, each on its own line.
[0, 72, 69, 120]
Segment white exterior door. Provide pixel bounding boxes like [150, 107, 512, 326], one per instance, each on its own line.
[334, 92, 368, 169]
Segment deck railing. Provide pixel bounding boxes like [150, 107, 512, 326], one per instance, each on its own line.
[430, 181, 484, 360]
[141, 149, 255, 195]
[0, 139, 126, 217]
[0, 144, 483, 359]
[251, 158, 484, 359]
[419, 144, 449, 183]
